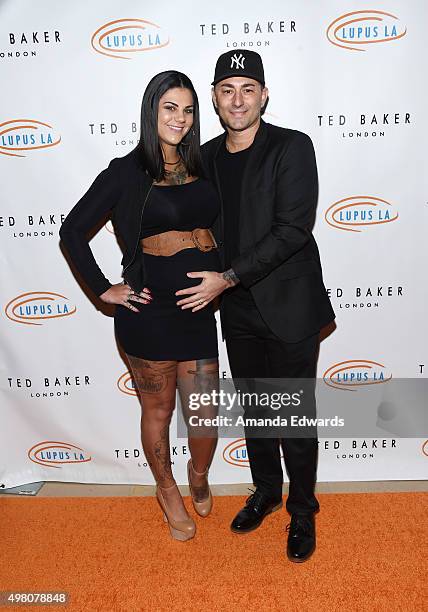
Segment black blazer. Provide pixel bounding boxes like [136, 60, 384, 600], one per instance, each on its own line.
[59, 150, 154, 296]
[201, 120, 335, 343]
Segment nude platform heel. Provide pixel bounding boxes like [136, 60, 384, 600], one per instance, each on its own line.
[156, 483, 196, 541]
[187, 459, 213, 518]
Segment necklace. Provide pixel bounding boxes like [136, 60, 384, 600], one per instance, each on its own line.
[164, 159, 181, 165]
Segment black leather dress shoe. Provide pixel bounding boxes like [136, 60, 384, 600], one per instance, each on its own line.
[286, 513, 316, 562]
[230, 490, 283, 534]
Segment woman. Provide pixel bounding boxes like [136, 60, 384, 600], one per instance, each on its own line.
[59, 71, 221, 542]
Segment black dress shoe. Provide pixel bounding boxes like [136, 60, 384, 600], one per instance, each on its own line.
[286, 513, 316, 562]
[230, 490, 283, 534]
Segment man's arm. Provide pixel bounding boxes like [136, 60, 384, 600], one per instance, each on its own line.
[202, 138, 242, 288]
[222, 268, 240, 286]
[231, 131, 318, 288]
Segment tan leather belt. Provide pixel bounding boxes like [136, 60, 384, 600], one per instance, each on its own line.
[141, 228, 217, 256]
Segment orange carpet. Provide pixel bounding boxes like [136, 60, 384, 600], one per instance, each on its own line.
[1, 493, 427, 611]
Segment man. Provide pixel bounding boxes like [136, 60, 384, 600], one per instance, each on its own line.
[176, 50, 335, 562]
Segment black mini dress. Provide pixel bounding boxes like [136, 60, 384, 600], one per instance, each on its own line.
[114, 177, 221, 360]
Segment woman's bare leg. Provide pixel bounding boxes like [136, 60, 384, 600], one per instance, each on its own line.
[126, 354, 189, 520]
[177, 358, 219, 500]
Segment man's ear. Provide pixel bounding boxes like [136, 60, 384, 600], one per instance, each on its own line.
[261, 86, 269, 106]
[211, 87, 218, 109]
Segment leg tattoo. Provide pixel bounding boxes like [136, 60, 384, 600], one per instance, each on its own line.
[126, 355, 177, 486]
[153, 424, 173, 481]
[178, 358, 219, 499]
[187, 358, 219, 395]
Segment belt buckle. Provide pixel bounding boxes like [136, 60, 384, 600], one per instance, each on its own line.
[191, 229, 213, 252]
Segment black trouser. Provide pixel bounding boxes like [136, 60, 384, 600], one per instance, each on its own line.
[223, 291, 320, 515]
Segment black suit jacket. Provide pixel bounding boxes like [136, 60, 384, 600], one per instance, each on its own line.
[59, 150, 154, 296]
[201, 120, 335, 343]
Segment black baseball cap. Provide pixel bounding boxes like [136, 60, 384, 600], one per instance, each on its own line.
[212, 49, 265, 86]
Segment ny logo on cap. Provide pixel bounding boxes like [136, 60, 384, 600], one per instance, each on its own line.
[230, 53, 245, 69]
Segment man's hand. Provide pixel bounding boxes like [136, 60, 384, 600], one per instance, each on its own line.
[176, 269, 239, 312]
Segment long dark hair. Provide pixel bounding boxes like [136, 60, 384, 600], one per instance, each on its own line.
[135, 70, 203, 181]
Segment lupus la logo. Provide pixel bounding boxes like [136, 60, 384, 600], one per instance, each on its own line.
[323, 360, 392, 391]
[28, 441, 91, 468]
[223, 438, 284, 466]
[327, 10, 407, 51]
[5, 291, 76, 325]
[325, 196, 398, 232]
[91, 18, 170, 59]
[223, 438, 250, 467]
[117, 371, 137, 396]
[0, 119, 61, 157]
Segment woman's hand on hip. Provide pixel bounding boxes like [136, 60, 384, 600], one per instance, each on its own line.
[99, 283, 152, 312]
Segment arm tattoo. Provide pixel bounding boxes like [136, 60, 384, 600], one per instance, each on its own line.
[222, 268, 240, 287]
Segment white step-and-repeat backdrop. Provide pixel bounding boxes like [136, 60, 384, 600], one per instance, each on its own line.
[1, 1, 427, 488]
